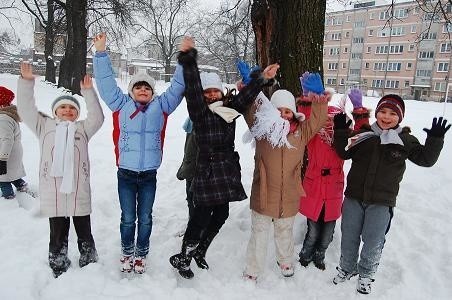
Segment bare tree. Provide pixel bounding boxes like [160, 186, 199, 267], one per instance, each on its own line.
[252, 0, 327, 97]
[132, 0, 194, 81]
[195, 0, 255, 82]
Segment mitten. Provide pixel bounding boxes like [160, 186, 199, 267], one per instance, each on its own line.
[302, 73, 325, 95]
[0, 160, 6, 175]
[333, 113, 352, 130]
[236, 60, 261, 85]
[348, 88, 363, 108]
[299, 71, 310, 96]
[423, 117, 451, 137]
[177, 48, 197, 65]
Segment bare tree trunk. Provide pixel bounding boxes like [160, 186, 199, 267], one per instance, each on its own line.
[44, 0, 56, 83]
[58, 0, 87, 95]
[251, 0, 326, 97]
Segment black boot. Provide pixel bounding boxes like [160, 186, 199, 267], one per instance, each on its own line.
[169, 240, 198, 279]
[312, 250, 326, 270]
[192, 232, 216, 270]
[49, 245, 71, 278]
[298, 249, 312, 267]
[78, 241, 99, 268]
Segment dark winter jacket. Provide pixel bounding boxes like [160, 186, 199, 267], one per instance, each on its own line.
[176, 130, 198, 180]
[178, 48, 267, 207]
[333, 126, 444, 207]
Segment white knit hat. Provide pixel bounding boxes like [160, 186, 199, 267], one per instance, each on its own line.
[270, 89, 305, 121]
[127, 72, 156, 97]
[51, 95, 80, 119]
[200, 72, 223, 92]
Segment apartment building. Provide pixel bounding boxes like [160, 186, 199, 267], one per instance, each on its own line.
[324, 0, 452, 101]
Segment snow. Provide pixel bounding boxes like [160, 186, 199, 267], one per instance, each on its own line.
[0, 72, 451, 300]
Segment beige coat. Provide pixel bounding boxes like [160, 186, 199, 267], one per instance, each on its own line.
[244, 99, 327, 218]
[0, 108, 26, 182]
[17, 79, 104, 217]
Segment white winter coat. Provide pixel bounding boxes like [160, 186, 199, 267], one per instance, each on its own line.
[17, 78, 104, 217]
[0, 109, 26, 182]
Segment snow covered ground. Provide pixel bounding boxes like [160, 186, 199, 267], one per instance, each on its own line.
[0, 73, 451, 300]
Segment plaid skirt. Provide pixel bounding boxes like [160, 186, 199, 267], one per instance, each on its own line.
[191, 151, 247, 207]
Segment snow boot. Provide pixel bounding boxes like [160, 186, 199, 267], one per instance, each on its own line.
[357, 276, 375, 294]
[333, 266, 358, 284]
[169, 240, 198, 279]
[78, 241, 98, 268]
[133, 256, 147, 274]
[49, 250, 71, 278]
[312, 250, 326, 270]
[193, 232, 216, 270]
[120, 255, 133, 273]
[277, 261, 295, 277]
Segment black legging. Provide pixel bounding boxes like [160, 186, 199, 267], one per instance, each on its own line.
[184, 202, 229, 242]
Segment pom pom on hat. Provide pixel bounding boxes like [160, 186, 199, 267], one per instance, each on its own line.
[270, 89, 305, 121]
[0, 86, 15, 107]
[127, 72, 156, 97]
[375, 94, 405, 123]
[52, 95, 80, 119]
[200, 72, 223, 92]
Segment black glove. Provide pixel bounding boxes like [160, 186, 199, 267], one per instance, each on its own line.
[333, 113, 352, 130]
[0, 160, 6, 175]
[423, 117, 451, 137]
[177, 48, 197, 65]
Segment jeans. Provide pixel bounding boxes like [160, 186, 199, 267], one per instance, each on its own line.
[339, 197, 393, 279]
[299, 206, 336, 262]
[117, 168, 157, 257]
[0, 178, 27, 198]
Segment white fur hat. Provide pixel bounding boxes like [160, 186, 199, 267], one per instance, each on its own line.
[127, 72, 156, 97]
[270, 89, 305, 121]
[200, 72, 223, 92]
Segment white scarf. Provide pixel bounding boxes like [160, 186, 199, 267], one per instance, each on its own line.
[208, 101, 241, 123]
[242, 92, 294, 148]
[50, 120, 77, 194]
[346, 122, 403, 150]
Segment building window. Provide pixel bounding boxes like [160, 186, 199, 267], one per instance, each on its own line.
[345, 31, 350, 38]
[379, 11, 389, 20]
[413, 7, 419, 14]
[325, 18, 330, 26]
[389, 45, 404, 54]
[437, 62, 449, 72]
[340, 78, 345, 85]
[329, 48, 340, 56]
[391, 26, 405, 36]
[346, 15, 351, 22]
[353, 37, 364, 43]
[331, 33, 342, 40]
[367, 46, 371, 53]
[387, 62, 402, 71]
[376, 45, 388, 54]
[372, 79, 384, 88]
[351, 53, 363, 59]
[328, 63, 339, 70]
[354, 21, 365, 28]
[411, 25, 416, 33]
[421, 32, 437, 40]
[444, 24, 452, 33]
[333, 17, 343, 25]
[416, 69, 432, 77]
[440, 43, 451, 53]
[385, 80, 400, 89]
[434, 82, 447, 92]
[405, 80, 410, 87]
[378, 28, 389, 37]
[409, 44, 415, 51]
[395, 8, 408, 18]
[374, 62, 386, 71]
[349, 69, 360, 75]
[342, 62, 347, 69]
[406, 62, 413, 70]
[365, 62, 370, 69]
[418, 51, 434, 59]
[344, 47, 348, 53]
[369, 12, 374, 20]
[326, 78, 337, 85]
[369, 29, 374, 36]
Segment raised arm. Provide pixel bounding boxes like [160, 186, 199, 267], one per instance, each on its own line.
[92, 33, 129, 111]
[80, 75, 105, 139]
[17, 62, 46, 136]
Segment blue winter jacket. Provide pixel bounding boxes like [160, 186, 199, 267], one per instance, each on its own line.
[93, 52, 185, 171]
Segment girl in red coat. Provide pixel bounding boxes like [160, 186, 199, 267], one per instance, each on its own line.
[298, 88, 369, 270]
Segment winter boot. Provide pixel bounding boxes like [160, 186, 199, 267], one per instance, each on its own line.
[78, 241, 98, 268]
[312, 250, 326, 270]
[120, 255, 133, 273]
[133, 256, 146, 274]
[333, 266, 358, 284]
[357, 276, 375, 294]
[277, 261, 295, 277]
[49, 250, 71, 278]
[192, 232, 216, 270]
[169, 240, 198, 279]
[298, 250, 312, 267]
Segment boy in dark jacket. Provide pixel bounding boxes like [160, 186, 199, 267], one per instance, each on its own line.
[332, 94, 450, 294]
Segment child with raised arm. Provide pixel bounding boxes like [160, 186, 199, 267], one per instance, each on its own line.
[17, 63, 104, 278]
[93, 33, 192, 274]
[332, 94, 450, 294]
[242, 72, 329, 281]
[169, 46, 279, 279]
[0, 86, 29, 199]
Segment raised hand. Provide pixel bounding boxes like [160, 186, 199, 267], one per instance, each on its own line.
[179, 36, 195, 52]
[302, 73, 324, 95]
[333, 113, 352, 130]
[299, 71, 310, 96]
[263, 63, 280, 80]
[93, 33, 107, 52]
[20, 62, 34, 80]
[423, 117, 451, 137]
[348, 88, 363, 108]
[80, 74, 93, 89]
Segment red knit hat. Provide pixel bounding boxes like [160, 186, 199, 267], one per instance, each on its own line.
[0, 86, 15, 107]
[375, 94, 405, 123]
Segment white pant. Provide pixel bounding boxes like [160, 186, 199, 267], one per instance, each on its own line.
[245, 210, 295, 277]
